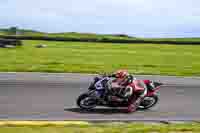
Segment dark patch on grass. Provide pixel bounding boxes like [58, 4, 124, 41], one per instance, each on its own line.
[142, 65, 157, 68]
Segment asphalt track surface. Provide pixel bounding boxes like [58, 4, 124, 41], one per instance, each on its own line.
[0, 73, 200, 121]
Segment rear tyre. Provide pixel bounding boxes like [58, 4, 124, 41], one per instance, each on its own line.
[77, 93, 97, 110]
[138, 95, 159, 110]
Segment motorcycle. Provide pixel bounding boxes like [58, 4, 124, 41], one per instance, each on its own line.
[77, 75, 163, 111]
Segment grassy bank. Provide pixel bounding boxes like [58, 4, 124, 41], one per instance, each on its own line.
[0, 123, 200, 133]
[1, 40, 200, 76]
[1, 34, 200, 44]
[1, 28, 200, 44]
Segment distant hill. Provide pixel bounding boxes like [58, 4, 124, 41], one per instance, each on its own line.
[0, 28, 133, 39]
[1, 27, 200, 44]
[0, 28, 43, 36]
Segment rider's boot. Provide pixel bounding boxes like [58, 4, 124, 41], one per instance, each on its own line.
[127, 103, 137, 113]
[127, 96, 145, 113]
[135, 97, 143, 107]
[126, 96, 143, 113]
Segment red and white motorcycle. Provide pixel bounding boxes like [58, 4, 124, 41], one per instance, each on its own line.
[77, 75, 163, 111]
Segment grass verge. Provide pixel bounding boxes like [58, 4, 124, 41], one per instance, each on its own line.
[0, 122, 200, 133]
[1, 40, 200, 76]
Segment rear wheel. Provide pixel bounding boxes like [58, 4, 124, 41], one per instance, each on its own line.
[138, 95, 159, 110]
[77, 93, 97, 110]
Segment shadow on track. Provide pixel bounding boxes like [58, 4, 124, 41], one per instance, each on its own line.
[65, 108, 147, 114]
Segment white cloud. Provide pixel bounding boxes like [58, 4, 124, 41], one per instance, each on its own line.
[0, 0, 200, 37]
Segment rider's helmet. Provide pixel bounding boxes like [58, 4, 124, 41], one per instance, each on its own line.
[115, 69, 129, 79]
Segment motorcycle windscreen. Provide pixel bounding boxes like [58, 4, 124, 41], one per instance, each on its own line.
[153, 82, 163, 88]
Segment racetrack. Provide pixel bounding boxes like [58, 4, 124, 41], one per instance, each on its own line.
[0, 73, 200, 121]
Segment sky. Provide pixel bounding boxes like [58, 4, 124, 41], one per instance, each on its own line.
[0, 0, 200, 37]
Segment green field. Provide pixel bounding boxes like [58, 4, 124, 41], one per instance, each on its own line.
[0, 123, 200, 133]
[0, 40, 200, 76]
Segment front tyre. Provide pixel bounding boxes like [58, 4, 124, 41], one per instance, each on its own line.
[77, 93, 97, 110]
[138, 95, 159, 110]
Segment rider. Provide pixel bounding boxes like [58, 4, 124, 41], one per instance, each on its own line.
[108, 69, 149, 113]
[109, 70, 133, 98]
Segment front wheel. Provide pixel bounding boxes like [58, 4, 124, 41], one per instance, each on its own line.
[138, 95, 159, 110]
[77, 93, 97, 110]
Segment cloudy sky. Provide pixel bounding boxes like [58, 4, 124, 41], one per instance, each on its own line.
[0, 0, 200, 37]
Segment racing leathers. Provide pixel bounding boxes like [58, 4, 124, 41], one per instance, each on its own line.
[108, 74, 151, 112]
[127, 79, 148, 112]
[93, 73, 152, 113]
